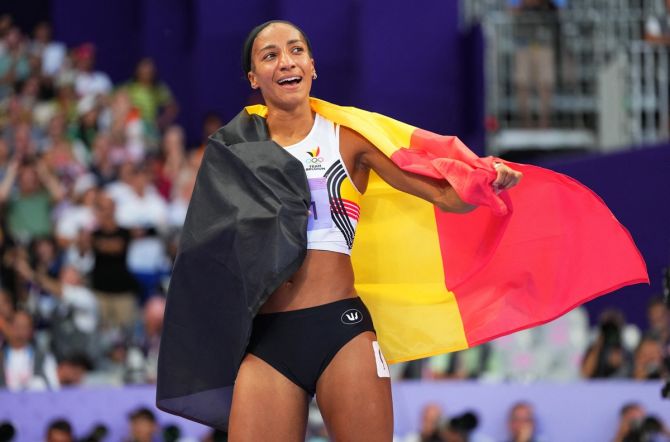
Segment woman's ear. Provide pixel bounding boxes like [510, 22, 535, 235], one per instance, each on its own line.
[248, 71, 259, 89]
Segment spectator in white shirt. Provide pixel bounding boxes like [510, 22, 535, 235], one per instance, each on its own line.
[0, 310, 58, 390]
[73, 43, 112, 100]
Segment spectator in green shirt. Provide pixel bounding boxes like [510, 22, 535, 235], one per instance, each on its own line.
[0, 156, 64, 244]
[122, 58, 178, 143]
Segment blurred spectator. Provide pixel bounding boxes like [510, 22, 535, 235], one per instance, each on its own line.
[581, 309, 636, 379]
[644, 0, 670, 45]
[110, 163, 169, 302]
[190, 111, 223, 168]
[0, 156, 65, 244]
[614, 403, 646, 442]
[122, 58, 178, 139]
[99, 90, 146, 161]
[510, 0, 559, 128]
[632, 335, 667, 380]
[0, 421, 15, 442]
[0, 289, 14, 347]
[0, 26, 30, 100]
[14, 259, 99, 361]
[55, 173, 98, 248]
[73, 43, 112, 100]
[29, 22, 66, 79]
[71, 93, 101, 156]
[91, 193, 138, 332]
[400, 402, 444, 442]
[505, 401, 545, 442]
[423, 345, 491, 380]
[45, 418, 73, 442]
[55, 354, 92, 387]
[125, 407, 158, 442]
[155, 125, 187, 199]
[89, 133, 118, 186]
[127, 296, 165, 384]
[613, 402, 670, 442]
[645, 296, 669, 344]
[441, 411, 481, 442]
[484, 307, 588, 382]
[62, 228, 94, 278]
[0, 309, 58, 390]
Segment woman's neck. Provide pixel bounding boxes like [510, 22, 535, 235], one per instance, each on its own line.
[266, 101, 314, 147]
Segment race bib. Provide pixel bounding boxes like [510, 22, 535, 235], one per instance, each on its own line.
[307, 178, 332, 231]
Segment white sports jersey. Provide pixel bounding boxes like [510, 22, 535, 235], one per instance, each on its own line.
[283, 114, 361, 255]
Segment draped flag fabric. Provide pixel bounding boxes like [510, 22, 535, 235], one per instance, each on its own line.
[157, 97, 648, 429]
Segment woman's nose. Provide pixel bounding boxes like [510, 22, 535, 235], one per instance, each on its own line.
[278, 51, 296, 69]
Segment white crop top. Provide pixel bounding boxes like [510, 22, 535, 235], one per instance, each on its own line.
[283, 114, 362, 255]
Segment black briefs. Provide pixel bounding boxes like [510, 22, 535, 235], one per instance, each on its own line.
[246, 296, 375, 396]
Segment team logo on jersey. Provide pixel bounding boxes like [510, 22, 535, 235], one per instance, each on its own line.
[341, 309, 363, 325]
[305, 146, 326, 171]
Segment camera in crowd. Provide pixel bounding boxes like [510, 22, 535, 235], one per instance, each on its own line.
[623, 415, 664, 442]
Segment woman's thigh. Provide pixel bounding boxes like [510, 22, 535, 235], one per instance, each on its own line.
[315, 331, 394, 441]
[228, 354, 309, 442]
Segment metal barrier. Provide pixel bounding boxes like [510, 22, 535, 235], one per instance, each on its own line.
[466, 1, 670, 152]
[629, 40, 670, 145]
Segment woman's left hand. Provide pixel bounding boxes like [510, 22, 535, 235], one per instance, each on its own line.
[492, 162, 523, 193]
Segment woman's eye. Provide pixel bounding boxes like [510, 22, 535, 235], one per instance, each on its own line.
[292, 47, 304, 54]
[263, 53, 276, 61]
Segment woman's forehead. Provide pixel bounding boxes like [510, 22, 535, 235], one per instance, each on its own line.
[253, 23, 304, 51]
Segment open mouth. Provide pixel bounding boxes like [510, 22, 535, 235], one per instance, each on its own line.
[277, 76, 302, 87]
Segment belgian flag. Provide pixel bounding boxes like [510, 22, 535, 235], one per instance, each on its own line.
[157, 98, 647, 429]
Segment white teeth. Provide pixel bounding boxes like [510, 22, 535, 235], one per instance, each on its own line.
[278, 76, 301, 84]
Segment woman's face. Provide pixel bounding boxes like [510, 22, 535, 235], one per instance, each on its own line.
[247, 23, 314, 110]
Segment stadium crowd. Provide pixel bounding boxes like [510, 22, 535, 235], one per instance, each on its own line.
[0, 11, 668, 442]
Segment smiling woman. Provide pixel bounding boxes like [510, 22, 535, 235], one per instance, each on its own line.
[156, 19, 647, 442]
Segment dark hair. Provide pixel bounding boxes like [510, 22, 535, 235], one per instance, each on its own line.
[241, 20, 313, 74]
[47, 418, 73, 434]
[129, 407, 157, 422]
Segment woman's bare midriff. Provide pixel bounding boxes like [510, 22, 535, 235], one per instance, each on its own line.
[258, 249, 357, 313]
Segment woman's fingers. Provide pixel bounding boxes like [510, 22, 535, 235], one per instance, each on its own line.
[493, 164, 523, 190]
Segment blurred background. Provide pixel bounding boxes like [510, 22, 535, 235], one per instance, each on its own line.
[0, 0, 669, 440]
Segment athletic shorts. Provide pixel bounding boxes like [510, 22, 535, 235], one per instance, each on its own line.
[247, 296, 375, 396]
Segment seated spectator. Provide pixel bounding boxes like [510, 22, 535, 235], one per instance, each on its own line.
[29, 22, 66, 79]
[401, 402, 444, 442]
[505, 401, 545, 442]
[122, 58, 178, 140]
[441, 411, 480, 442]
[125, 407, 158, 442]
[55, 354, 92, 387]
[612, 402, 670, 442]
[633, 335, 667, 380]
[128, 295, 165, 384]
[645, 296, 669, 344]
[73, 43, 112, 100]
[581, 309, 635, 379]
[0, 309, 58, 390]
[14, 258, 99, 361]
[0, 26, 31, 100]
[45, 418, 74, 442]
